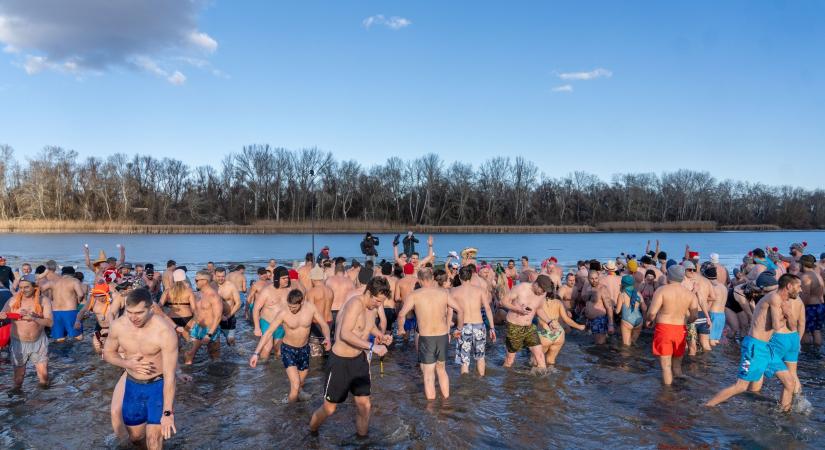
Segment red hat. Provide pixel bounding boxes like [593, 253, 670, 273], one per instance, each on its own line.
[403, 263, 415, 275]
[288, 269, 299, 280]
[688, 251, 699, 259]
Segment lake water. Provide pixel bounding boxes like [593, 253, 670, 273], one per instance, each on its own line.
[1, 231, 825, 448]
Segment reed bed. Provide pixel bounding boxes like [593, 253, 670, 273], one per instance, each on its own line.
[0, 219, 792, 234]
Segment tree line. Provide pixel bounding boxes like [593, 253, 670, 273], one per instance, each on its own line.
[1, 144, 823, 228]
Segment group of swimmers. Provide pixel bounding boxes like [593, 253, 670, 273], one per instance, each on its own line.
[1, 238, 823, 448]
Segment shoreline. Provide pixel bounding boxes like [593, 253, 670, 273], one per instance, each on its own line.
[0, 219, 796, 234]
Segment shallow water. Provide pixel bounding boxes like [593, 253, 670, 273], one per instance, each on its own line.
[2, 231, 825, 448]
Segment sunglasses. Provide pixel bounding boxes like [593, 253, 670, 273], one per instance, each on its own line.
[686, 269, 697, 272]
[195, 278, 208, 282]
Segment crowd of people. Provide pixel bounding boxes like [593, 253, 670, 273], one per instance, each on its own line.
[1, 235, 823, 448]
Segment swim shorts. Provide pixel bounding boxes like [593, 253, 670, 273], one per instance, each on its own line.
[281, 343, 310, 371]
[738, 335, 785, 382]
[805, 304, 825, 332]
[769, 331, 800, 364]
[455, 323, 487, 365]
[695, 312, 710, 335]
[123, 375, 164, 426]
[383, 307, 397, 333]
[260, 318, 285, 340]
[709, 312, 726, 341]
[419, 334, 448, 364]
[404, 315, 418, 334]
[10, 333, 49, 367]
[505, 322, 540, 353]
[323, 352, 370, 403]
[218, 315, 236, 342]
[51, 309, 82, 339]
[587, 315, 608, 335]
[190, 323, 217, 341]
[652, 323, 686, 357]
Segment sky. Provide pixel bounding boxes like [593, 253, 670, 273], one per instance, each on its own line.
[0, 0, 823, 188]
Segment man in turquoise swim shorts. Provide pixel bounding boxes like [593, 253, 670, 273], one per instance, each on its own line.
[706, 273, 801, 411]
[253, 266, 292, 359]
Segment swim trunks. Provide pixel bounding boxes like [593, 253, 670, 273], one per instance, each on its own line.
[218, 315, 237, 342]
[419, 334, 449, 364]
[51, 309, 82, 339]
[587, 315, 608, 335]
[652, 323, 686, 357]
[10, 333, 48, 367]
[404, 315, 418, 334]
[123, 375, 164, 426]
[455, 323, 486, 365]
[505, 322, 540, 353]
[738, 335, 785, 382]
[260, 318, 285, 340]
[383, 307, 398, 333]
[804, 304, 825, 332]
[537, 319, 564, 343]
[189, 323, 216, 341]
[709, 312, 726, 341]
[323, 351, 370, 403]
[695, 312, 710, 335]
[769, 331, 800, 365]
[171, 316, 192, 328]
[281, 343, 310, 371]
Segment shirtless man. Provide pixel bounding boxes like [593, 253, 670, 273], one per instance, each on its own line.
[706, 273, 799, 411]
[519, 256, 537, 283]
[226, 264, 247, 308]
[393, 235, 434, 271]
[214, 267, 241, 345]
[640, 256, 665, 287]
[250, 289, 331, 402]
[142, 264, 162, 301]
[645, 265, 697, 385]
[798, 254, 825, 346]
[450, 266, 496, 376]
[600, 260, 621, 314]
[103, 288, 178, 449]
[184, 271, 222, 364]
[309, 277, 392, 437]
[704, 266, 728, 346]
[76, 280, 118, 353]
[504, 259, 519, 289]
[305, 266, 334, 355]
[325, 263, 355, 333]
[245, 267, 271, 320]
[378, 262, 399, 334]
[584, 270, 614, 344]
[254, 267, 292, 359]
[48, 266, 86, 342]
[682, 261, 714, 354]
[558, 273, 576, 314]
[297, 253, 314, 291]
[395, 263, 419, 339]
[161, 260, 177, 292]
[0, 275, 53, 389]
[500, 275, 557, 370]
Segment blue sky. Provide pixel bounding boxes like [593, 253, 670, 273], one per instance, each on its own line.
[1, 1, 823, 188]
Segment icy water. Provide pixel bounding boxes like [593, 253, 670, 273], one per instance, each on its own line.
[1, 231, 825, 448]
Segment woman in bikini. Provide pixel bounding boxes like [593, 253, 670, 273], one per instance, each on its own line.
[159, 269, 196, 339]
[536, 288, 585, 365]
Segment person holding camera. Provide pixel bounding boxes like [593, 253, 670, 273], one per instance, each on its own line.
[360, 233, 380, 263]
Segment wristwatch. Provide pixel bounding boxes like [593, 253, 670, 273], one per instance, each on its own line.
[163, 410, 173, 417]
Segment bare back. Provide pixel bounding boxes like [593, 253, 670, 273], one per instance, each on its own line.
[406, 287, 452, 336]
[451, 283, 487, 324]
[649, 283, 697, 326]
[326, 275, 355, 311]
[306, 284, 334, 322]
[51, 276, 84, 310]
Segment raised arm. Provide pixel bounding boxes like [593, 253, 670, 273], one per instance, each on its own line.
[117, 244, 126, 267]
[84, 245, 93, 271]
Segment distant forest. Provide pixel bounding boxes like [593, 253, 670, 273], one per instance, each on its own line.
[1, 144, 823, 228]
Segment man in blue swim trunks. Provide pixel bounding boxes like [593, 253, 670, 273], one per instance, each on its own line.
[184, 271, 223, 364]
[44, 266, 86, 342]
[706, 273, 800, 412]
[103, 287, 178, 449]
[799, 254, 825, 347]
[253, 267, 292, 359]
[249, 289, 331, 402]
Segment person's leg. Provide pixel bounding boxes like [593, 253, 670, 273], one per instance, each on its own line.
[110, 373, 128, 441]
[815, 330, 822, 347]
[273, 339, 283, 357]
[724, 309, 739, 338]
[476, 356, 486, 376]
[631, 326, 642, 345]
[285, 366, 300, 402]
[748, 376, 764, 393]
[672, 356, 683, 378]
[659, 356, 673, 385]
[145, 424, 163, 450]
[353, 395, 372, 437]
[13, 366, 25, 389]
[503, 351, 516, 368]
[260, 338, 273, 360]
[207, 339, 220, 360]
[309, 401, 337, 433]
[528, 345, 547, 369]
[594, 333, 606, 345]
[421, 363, 437, 400]
[125, 425, 147, 446]
[435, 361, 449, 399]
[620, 321, 632, 346]
[34, 361, 48, 387]
[706, 379, 749, 407]
[786, 362, 800, 394]
[546, 338, 564, 366]
[699, 333, 711, 351]
[184, 340, 203, 364]
[775, 370, 795, 412]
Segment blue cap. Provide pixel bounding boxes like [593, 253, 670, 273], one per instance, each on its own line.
[756, 271, 778, 289]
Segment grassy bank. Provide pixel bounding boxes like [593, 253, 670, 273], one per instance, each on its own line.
[0, 219, 798, 234]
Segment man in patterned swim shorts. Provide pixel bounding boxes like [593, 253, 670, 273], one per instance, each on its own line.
[500, 275, 556, 370]
[451, 266, 497, 376]
[249, 289, 331, 402]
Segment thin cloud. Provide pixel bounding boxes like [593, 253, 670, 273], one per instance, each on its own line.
[0, 0, 219, 83]
[363, 15, 412, 30]
[552, 84, 573, 93]
[558, 68, 613, 81]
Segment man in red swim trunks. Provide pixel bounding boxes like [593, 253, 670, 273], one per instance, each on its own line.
[645, 264, 699, 385]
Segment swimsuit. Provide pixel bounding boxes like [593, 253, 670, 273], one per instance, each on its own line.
[418, 334, 448, 364]
[587, 315, 608, 335]
[280, 343, 310, 371]
[10, 332, 49, 367]
[51, 309, 82, 339]
[259, 318, 286, 340]
[695, 312, 711, 335]
[652, 323, 686, 357]
[725, 289, 743, 314]
[621, 303, 643, 328]
[537, 319, 564, 343]
[738, 335, 787, 382]
[218, 316, 237, 342]
[769, 331, 800, 366]
[382, 307, 398, 333]
[123, 374, 164, 426]
[171, 316, 192, 328]
[709, 312, 726, 340]
[505, 322, 540, 353]
[455, 323, 487, 365]
[804, 303, 825, 332]
[323, 351, 371, 404]
[190, 323, 217, 341]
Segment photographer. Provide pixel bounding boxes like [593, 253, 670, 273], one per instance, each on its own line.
[360, 233, 380, 263]
[402, 231, 419, 258]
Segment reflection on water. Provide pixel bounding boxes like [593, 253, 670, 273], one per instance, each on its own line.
[2, 317, 824, 448]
